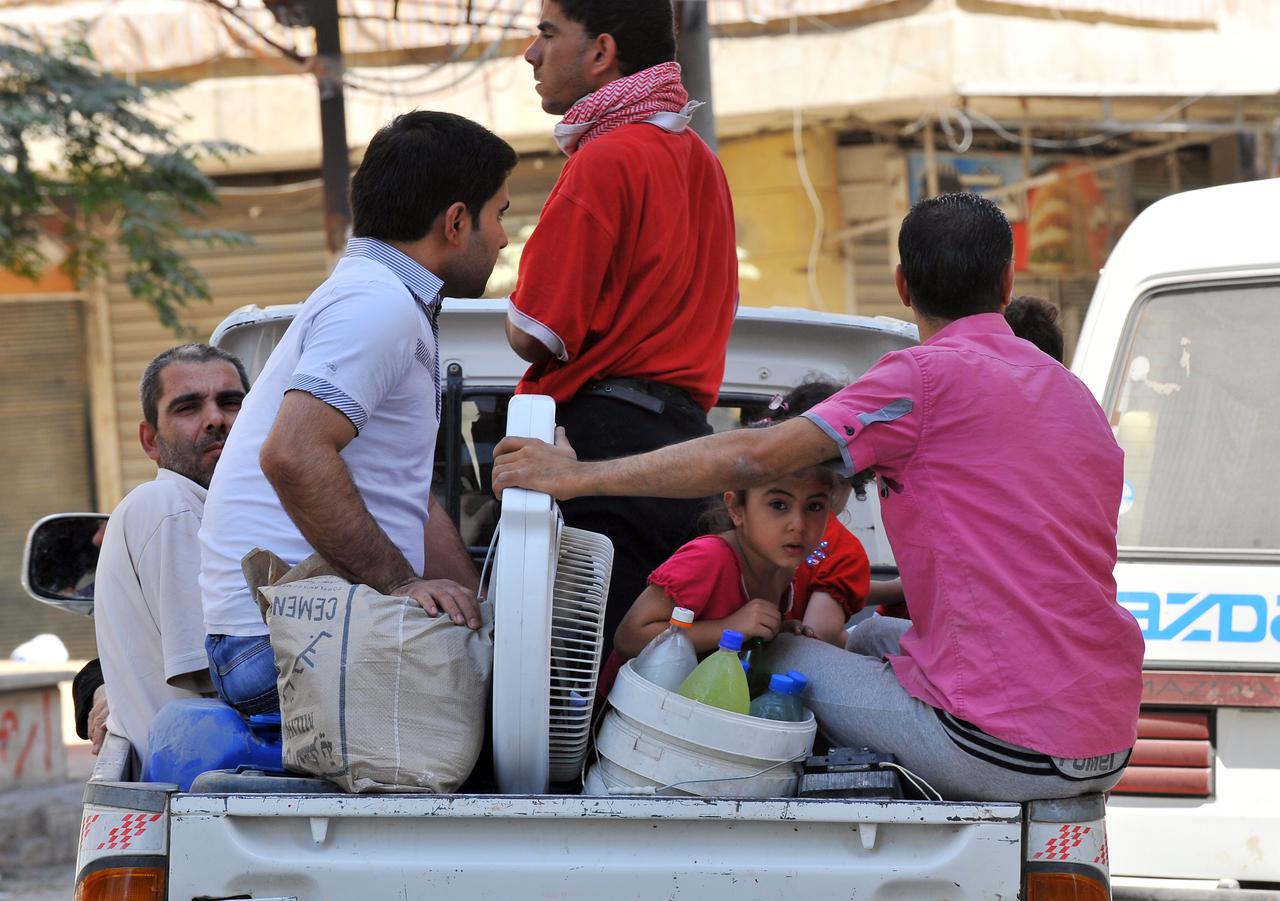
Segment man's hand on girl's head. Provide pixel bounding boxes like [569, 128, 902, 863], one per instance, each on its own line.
[492, 427, 579, 498]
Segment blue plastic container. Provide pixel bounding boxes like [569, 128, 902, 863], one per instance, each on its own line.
[146, 698, 284, 790]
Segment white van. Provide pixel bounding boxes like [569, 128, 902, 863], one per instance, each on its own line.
[1072, 178, 1280, 895]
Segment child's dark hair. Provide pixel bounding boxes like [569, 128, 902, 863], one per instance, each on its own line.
[698, 490, 744, 534]
[744, 376, 843, 428]
[770, 377, 876, 497]
[698, 388, 839, 533]
[1005, 295, 1064, 363]
[774, 378, 844, 418]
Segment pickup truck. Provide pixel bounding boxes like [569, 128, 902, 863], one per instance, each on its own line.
[1072, 179, 1280, 897]
[25, 302, 1114, 900]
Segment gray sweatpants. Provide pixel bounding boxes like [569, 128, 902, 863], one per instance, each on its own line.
[762, 617, 1128, 802]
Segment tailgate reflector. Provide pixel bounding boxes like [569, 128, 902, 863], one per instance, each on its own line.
[1025, 871, 1110, 900]
[1112, 709, 1212, 797]
[73, 866, 165, 900]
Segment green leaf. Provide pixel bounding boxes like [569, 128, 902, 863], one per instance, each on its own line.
[0, 23, 253, 334]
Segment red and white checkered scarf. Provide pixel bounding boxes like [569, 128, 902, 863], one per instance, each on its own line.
[553, 61, 692, 156]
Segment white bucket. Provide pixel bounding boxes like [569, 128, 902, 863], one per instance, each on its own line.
[584, 661, 816, 798]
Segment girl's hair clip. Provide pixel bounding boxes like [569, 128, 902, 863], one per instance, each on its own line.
[767, 393, 789, 412]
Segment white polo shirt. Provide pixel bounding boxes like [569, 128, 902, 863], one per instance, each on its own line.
[96, 469, 213, 761]
[199, 239, 444, 637]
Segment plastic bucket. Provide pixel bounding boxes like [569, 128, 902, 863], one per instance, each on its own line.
[584, 661, 816, 798]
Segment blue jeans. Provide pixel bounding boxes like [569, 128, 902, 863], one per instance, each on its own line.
[205, 634, 280, 716]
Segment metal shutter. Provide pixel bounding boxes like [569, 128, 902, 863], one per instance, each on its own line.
[0, 299, 99, 659]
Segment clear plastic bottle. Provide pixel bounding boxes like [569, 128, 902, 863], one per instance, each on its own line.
[677, 629, 751, 715]
[632, 606, 698, 691]
[749, 674, 802, 721]
[782, 669, 810, 722]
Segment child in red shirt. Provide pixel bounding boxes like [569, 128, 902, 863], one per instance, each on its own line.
[768, 382, 873, 645]
[603, 465, 835, 689]
[598, 386, 874, 694]
[789, 479, 871, 644]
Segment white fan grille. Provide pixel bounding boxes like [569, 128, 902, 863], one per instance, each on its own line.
[548, 525, 612, 782]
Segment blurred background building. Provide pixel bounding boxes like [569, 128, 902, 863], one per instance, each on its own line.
[2, 0, 1279, 657]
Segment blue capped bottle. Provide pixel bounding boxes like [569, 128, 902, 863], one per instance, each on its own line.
[677, 629, 751, 715]
[749, 674, 802, 721]
[782, 669, 811, 722]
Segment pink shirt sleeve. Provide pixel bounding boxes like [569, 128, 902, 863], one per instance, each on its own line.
[802, 350, 922, 483]
[648, 536, 744, 621]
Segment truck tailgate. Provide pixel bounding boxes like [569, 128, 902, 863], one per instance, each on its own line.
[168, 794, 1022, 900]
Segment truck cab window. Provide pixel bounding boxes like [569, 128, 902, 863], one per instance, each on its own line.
[433, 392, 770, 558]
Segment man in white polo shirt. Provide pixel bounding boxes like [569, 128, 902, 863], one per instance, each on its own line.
[94, 344, 250, 761]
[199, 111, 517, 715]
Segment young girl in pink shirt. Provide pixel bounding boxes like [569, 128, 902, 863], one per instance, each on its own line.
[596, 464, 834, 694]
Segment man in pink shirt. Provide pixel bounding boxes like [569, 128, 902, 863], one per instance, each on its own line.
[493, 192, 1144, 801]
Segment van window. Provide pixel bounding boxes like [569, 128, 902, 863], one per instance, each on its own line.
[1110, 281, 1279, 553]
[434, 391, 771, 555]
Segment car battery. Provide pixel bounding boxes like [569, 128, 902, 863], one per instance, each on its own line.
[798, 747, 903, 799]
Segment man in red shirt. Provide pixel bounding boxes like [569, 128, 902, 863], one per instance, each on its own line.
[508, 0, 738, 661]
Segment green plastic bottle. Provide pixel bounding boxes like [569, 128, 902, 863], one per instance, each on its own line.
[677, 629, 751, 715]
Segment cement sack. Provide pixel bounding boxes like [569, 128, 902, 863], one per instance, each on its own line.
[246, 550, 493, 793]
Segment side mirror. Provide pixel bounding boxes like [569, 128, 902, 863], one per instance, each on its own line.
[22, 513, 108, 617]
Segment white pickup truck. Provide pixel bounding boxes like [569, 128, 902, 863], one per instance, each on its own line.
[21, 302, 1117, 900]
[1072, 178, 1280, 898]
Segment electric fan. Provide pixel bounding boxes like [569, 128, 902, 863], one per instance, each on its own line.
[491, 395, 613, 793]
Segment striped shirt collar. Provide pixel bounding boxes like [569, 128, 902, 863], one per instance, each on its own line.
[344, 237, 444, 310]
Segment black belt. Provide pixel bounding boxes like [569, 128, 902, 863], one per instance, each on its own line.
[576, 378, 690, 415]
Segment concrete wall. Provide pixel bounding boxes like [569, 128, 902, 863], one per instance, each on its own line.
[0, 666, 72, 791]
